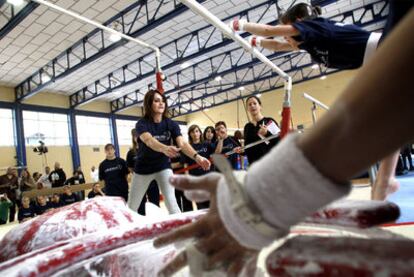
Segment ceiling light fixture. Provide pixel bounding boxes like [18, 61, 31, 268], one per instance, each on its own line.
[320, 75, 327, 80]
[180, 61, 192, 69]
[311, 64, 319, 70]
[215, 76, 222, 82]
[238, 86, 245, 91]
[7, 0, 25, 6]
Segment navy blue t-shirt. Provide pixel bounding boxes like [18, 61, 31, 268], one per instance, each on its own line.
[18, 206, 35, 222]
[292, 18, 371, 69]
[135, 118, 182, 174]
[126, 148, 137, 169]
[218, 137, 241, 170]
[99, 157, 129, 200]
[35, 203, 51, 215]
[183, 142, 214, 176]
[61, 193, 79, 206]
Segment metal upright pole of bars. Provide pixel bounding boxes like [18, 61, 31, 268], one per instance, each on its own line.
[303, 93, 330, 125]
[303, 92, 377, 183]
[32, 0, 165, 93]
[179, 0, 292, 138]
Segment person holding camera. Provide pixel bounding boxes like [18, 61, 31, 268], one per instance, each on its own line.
[0, 167, 18, 223]
[0, 193, 13, 225]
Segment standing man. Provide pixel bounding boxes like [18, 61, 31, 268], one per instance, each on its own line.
[99, 143, 129, 202]
[0, 167, 18, 222]
[49, 162, 66, 188]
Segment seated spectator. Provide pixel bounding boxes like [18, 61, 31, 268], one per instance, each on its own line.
[32, 172, 41, 183]
[76, 166, 86, 184]
[34, 195, 51, 215]
[49, 162, 66, 188]
[64, 171, 81, 186]
[19, 169, 36, 192]
[60, 185, 79, 206]
[88, 183, 105, 198]
[0, 193, 12, 225]
[18, 196, 35, 223]
[50, 194, 63, 209]
[65, 171, 85, 200]
[38, 166, 52, 188]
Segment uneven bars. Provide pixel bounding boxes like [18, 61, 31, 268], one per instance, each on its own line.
[179, 0, 292, 137]
[32, 0, 164, 91]
[303, 93, 330, 110]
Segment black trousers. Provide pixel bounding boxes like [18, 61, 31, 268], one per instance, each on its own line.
[175, 189, 193, 212]
[138, 180, 160, 215]
[9, 201, 16, 222]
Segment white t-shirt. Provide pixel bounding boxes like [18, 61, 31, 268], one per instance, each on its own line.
[90, 170, 99, 183]
[39, 174, 52, 188]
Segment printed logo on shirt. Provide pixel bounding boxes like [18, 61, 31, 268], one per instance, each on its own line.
[153, 131, 171, 143]
[197, 147, 209, 154]
[313, 47, 329, 66]
[51, 173, 59, 181]
[104, 165, 122, 173]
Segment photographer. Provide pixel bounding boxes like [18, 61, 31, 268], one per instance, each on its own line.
[0, 167, 18, 223]
[49, 162, 66, 188]
[0, 194, 12, 225]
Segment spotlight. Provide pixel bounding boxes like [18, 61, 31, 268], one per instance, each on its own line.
[7, 0, 24, 6]
[109, 33, 122, 42]
[42, 75, 51, 83]
[180, 61, 192, 69]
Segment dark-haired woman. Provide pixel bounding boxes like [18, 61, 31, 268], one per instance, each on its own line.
[203, 126, 217, 144]
[183, 125, 215, 209]
[126, 128, 160, 215]
[127, 90, 210, 214]
[243, 96, 280, 165]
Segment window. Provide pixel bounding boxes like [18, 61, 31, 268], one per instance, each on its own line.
[76, 116, 111, 145]
[23, 111, 69, 146]
[116, 119, 137, 146]
[0, 109, 15, 146]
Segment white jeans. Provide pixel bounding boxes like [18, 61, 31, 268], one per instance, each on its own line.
[128, 169, 181, 214]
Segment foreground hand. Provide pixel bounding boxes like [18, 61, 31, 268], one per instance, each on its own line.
[154, 174, 256, 276]
[195, 156, 211, 171]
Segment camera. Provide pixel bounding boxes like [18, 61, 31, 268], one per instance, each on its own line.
[33, 141, 48, 155]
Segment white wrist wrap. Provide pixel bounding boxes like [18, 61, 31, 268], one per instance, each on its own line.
[217, 134, 350, 250]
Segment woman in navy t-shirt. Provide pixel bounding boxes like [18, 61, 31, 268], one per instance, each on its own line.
[230, 3, 382, 69]
[183, 125, 215, 209]
[127, 90, 211, 214]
